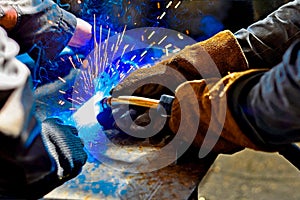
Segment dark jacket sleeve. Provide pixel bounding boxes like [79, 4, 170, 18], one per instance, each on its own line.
[235, 0, 300, 69]
[0, 26, 87, 199]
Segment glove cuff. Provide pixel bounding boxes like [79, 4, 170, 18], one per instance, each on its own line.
[226, 69, 270, 147]
[199, 30, 249, 75]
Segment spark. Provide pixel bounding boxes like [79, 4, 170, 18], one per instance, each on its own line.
[68, 56, 77, 69]
[165, 44, 172, 57]
[148, 31, 155, 40]
[146, 181, 162, 200]
[67, 97, 83, 105]
[110, 26, 127, 70]
[77, 96, 86, 102]
[81, 70, 91, 89]
[102, 28, 111, 73]
[130, 45, 135, 51]
[59, 90, 66, 94]
[119, 25, 127, 45]
[159, 12, 166, 20]
[157, 2, 160, 9]
[93, 15, 97, 47]
[158, 35, 167, 45]
[130, 55, 137, 61]
[58, 76, 66, 83]
[75, 54, 82, 64]
[58, 100, 65, 105]
[174, 1, 181, 9]
[141, 50, 147, 57]
[121, 44, 129, 58]
[177, 33, 184, 40]
[166, 1, 173, 8]
[98, 25, 102, 72]
[138, 56, 145, 63]
[111, 43, 115, 52]
[165, 44, 172, 49]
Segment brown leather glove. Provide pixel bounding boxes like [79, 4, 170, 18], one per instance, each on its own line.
[105, 30, 249, 149]
[111, 30, 248, 99]
[169, 69, 277, 155]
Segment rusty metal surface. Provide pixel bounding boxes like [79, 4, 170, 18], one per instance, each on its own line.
[43, 159, 208, 199]
[198, 150, 300, 200]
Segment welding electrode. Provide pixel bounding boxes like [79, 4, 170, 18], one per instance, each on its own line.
[101, 94, 175, 116]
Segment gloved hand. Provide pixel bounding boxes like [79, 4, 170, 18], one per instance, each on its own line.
[100, 69, 284, 156]
[168, 70, 269, 155]
[111, 30, 248, 99]
[99, 30, 249, 145]
[168, 67, 300, 166]
[0, 27, 87, 199]
[25, 117, 88, 199]
[41, 117, 87, 180]
[97, 100, 169, 145]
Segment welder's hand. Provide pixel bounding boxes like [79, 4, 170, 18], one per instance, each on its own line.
[168, 70, 276, 155]
[41, 117, 87, 181]
[105, 30, 248, 146]
[68, 18, 92, 48]
[111, 30, 248, 100]
[97, 102, 167, 143]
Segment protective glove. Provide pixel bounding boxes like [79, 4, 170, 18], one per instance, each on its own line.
[0, 27, 87, 199]
[169, 70, 270, 155]
[28, 117, 87, 197]
[100, 69, 288, 154]
[111, 30, 248, 99]
[97, 100, 169, 145]
[169, 65, 300, 170]
[99, 30, 248, 144]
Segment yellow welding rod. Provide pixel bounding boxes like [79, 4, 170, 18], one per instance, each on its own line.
[106, 96, 160, 108]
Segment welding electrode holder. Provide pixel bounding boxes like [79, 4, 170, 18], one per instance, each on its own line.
[103, 94, 175, 116]
[96, 94, 175, 130]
